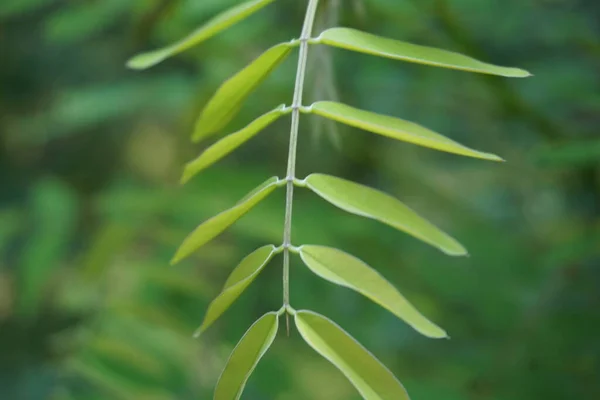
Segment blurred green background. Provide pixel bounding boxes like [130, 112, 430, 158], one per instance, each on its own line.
[1, 0, 599, 399]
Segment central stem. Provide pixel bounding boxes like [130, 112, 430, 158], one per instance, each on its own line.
[283, 0, 320, 333]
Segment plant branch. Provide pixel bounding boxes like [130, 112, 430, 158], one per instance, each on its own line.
[282, 0, 320, 335]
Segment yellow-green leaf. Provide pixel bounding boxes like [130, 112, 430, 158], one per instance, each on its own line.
[295, 310, 409, 400]
[127, 0, 278, 70]
[308, 101, 502, 161]
[304, 174, 467, 256]
[215, 312, 278, 400]
[237, 175, 281, 205]
[194, 245, 277, 336]
[193, 42, 293, 142]
[171, 177, 280, 265]
[317, 27, 531, 77]
[182, 106, 287, 184]
[299, 245, 446, 338]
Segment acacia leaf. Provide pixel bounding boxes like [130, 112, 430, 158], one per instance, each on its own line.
[195, 245, 277, 336]
[193, 42, 293, 142]
[309, 101, 502, 161]
[304, 174, 467, 256]
[171, 177, 280, 265]
[299, 245, 446, 338]
[127, 0, 278, 70]
[295, 310, 409, 400]
[317, 27, 531, 77]
[215, 312, 278, 400]
[182, 106, 287, 184]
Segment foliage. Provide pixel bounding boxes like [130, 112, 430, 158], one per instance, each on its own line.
[126, 0, 530, 398]
[1, 0, 599, 400]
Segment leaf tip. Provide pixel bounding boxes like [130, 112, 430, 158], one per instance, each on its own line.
[126, 51, 165, 70]
[417, 322, 450, 339]
[170, 251, 183, 266]
[445, 245, 469, 257]
[125, 57, 143, 70]
[510, 68, 533, 78]
[487, 153, 505, 162]
[192, 326, 205, 339]
[191, 127, 210, 144]
[431, 329, 450, 339]
[180, 167, 194, 185]
[416, 325, 449, 339]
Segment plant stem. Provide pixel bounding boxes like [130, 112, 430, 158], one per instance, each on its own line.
[282, 0, 320, 335]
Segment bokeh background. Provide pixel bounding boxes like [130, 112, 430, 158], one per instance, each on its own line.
[1, 0, 599, 399]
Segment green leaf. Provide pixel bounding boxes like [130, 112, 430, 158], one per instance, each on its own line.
[299, 245, 446, 338]
[194, 245, 277, 336]
[182, 106, 287, 183]
[295, 310, 409, 400]
[126, 0, 278, 70]
[308, 101, 502, 161]
[19, 178, 78, 316]
[303, 174, 467, 256]
[193, 42, 293, 142]
[171, 177, 280, 265]
[317, 27, 531, 77]
[214, 312, 279, 400]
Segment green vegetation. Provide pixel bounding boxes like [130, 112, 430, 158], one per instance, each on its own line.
[1, 1, 599, 399]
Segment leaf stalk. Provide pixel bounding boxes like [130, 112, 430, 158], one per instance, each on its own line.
[282, 0, 320, 335]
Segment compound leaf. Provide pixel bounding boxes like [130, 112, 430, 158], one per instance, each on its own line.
[193, 42, 293, 142]
[215, 312, 279, 400]
[127, 0, 277, 70]
[309, 101, 502, 161]
[195, 245, 277, 336]
[299, 245, 446, 338]
[304, 174, 467, 256]
[182, 106, 287, 184]
[171, 177, 280, 265]
[317, 27, 531, 77]
[295, 310, 409, 400]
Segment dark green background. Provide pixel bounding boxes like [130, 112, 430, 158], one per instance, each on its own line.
[1, 0, 599, 399]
